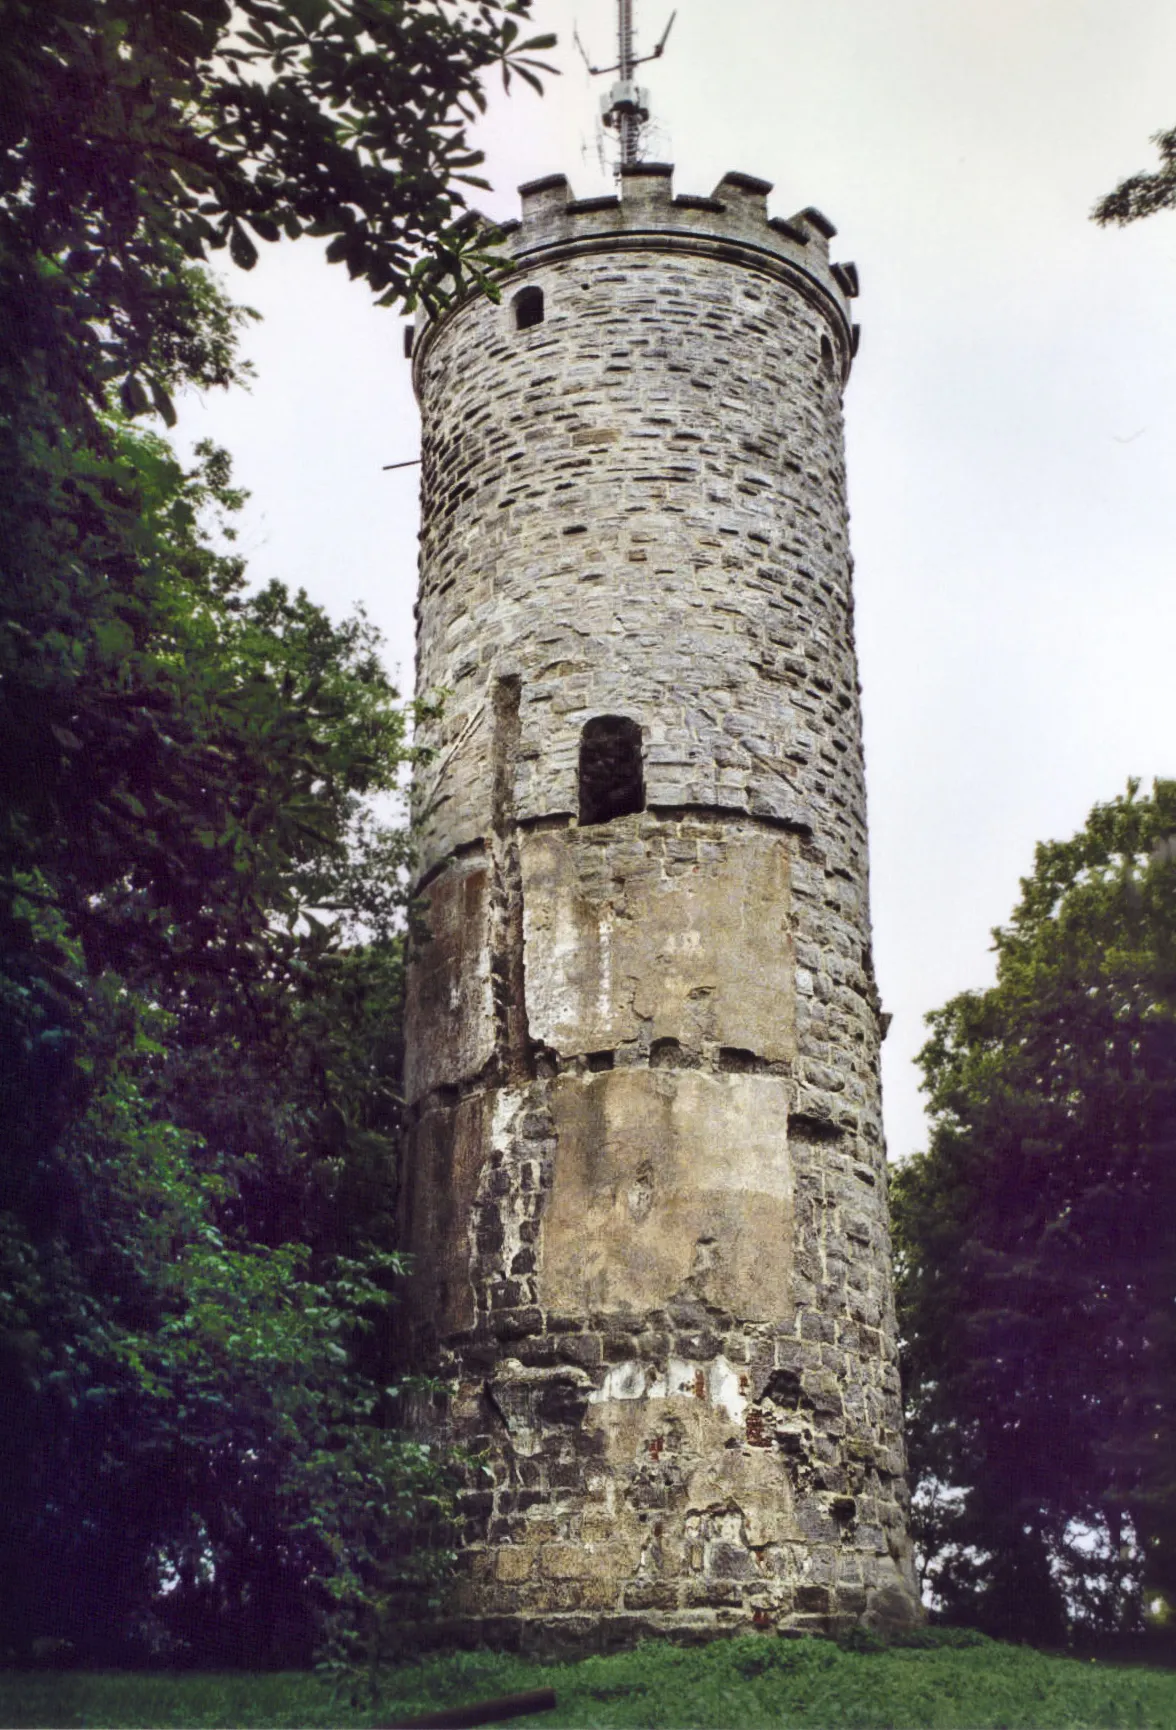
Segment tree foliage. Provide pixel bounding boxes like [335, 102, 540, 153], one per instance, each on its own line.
[1, 0, 551, 1668]
[0, 425, 444, 1665]
[0, 0, 554, 429]
[1095, 127, 1176, 227]
[893, 782, 1176, 1645]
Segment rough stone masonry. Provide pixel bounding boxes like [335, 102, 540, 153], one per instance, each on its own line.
[401, 162, 921, 1648]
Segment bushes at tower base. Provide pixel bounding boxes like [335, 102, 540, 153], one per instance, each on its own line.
[0, 412, 453, 1667]
[893, 780, 1176, 1644]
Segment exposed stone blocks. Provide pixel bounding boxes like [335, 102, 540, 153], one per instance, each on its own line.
[402, 165, 918, 1646]
[411, 173, 861, 884]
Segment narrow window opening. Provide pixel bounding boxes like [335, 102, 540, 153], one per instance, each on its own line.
[819, 334, 835, 378]
[578, 716, 644, 825]
[650, 1038, 684, 1070]
[514, 286, 545, 330]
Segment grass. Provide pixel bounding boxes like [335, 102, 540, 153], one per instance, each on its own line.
[2, 1633, 1175, 1728]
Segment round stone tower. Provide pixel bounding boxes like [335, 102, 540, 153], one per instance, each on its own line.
[402, 162, 919, 1647]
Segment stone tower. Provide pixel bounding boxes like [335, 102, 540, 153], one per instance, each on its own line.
[402, 162, 920, 1647]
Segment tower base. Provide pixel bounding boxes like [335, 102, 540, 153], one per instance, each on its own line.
[404, 1060, 921, 1646]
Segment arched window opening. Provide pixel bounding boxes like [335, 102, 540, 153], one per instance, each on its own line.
[514, 286, 545, 331]
[579, 716, 645, 826]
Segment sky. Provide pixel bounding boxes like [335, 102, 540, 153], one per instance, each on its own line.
[176, 0, 1176, 1161]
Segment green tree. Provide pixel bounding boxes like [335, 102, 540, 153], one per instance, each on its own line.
[0, 426, 438, 1664]
[893, 782, 1176, 1644]
[2, 0, 553, 951]
[1, 0, 553, 1666]
[0, 0, 554, 429]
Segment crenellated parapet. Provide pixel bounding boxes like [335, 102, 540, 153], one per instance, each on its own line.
[413, 163, 861, 386]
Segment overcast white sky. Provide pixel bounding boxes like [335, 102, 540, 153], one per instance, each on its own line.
[177, 0, 1176, 1160]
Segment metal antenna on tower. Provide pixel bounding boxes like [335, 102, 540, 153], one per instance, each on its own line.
[575, 2, 676, 169]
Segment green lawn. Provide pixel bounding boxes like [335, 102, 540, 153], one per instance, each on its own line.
[2, 1635, 1174, 1728]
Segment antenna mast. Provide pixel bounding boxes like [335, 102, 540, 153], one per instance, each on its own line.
[577, 1, 676, 171]
[617, 0, 636, 164]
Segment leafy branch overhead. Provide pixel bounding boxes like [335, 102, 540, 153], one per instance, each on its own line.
[0, 0, 555, 426]
[1094, 126, 1176, 225]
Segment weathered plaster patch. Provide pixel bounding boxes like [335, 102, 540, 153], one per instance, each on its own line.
[403, 858, 494, 1103]
[521, 819, 794, 1061]
[543, 1068, 793, 1322]
[401, 1093, 490, 1335]
[685, 1445, 796, 1549]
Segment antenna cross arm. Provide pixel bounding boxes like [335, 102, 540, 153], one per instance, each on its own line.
[572, 26, 615, 76]
[575, 9, 675, 77]
[647, 9, 676, 60]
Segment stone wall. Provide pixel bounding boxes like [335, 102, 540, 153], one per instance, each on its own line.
[401, 163, 919, 1647]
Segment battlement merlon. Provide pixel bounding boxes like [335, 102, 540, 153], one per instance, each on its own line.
[410, 164, 861, 384]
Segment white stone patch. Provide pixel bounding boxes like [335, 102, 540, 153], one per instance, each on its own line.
[590, 1360, 650, 1403]
[589, 1354, 748, 1423]
[522, 894, 613, 1044]
[481, 1088, 534, 1290]
[596, 911, 612, 1027]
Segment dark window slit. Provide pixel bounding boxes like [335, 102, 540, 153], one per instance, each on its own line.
[513, 286, 545, 330]
[578, 715, 645, 826]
